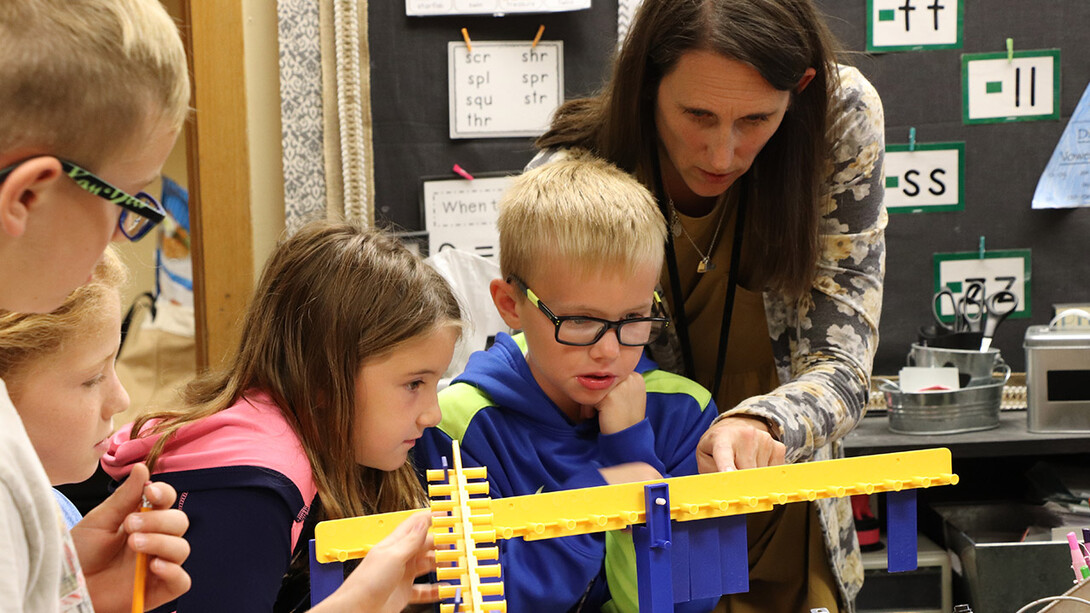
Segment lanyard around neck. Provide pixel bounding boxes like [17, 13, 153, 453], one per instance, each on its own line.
[650, 153, 747, 402]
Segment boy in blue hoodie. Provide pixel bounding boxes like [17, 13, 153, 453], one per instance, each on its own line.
[417, 153, 718, 613]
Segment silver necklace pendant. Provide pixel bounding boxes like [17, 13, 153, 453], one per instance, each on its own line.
[670, 198, 728, 275]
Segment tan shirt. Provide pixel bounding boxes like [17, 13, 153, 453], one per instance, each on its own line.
[665, 196, 779, 412]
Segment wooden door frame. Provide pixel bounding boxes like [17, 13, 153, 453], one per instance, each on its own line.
[179, 0, 254, 370]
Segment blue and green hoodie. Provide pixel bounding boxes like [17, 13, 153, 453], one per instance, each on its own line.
[416, 332, 718, 613]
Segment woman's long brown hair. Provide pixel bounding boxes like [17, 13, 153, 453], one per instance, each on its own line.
[538, 0, 841, 298]
[133, 222, 462, 519]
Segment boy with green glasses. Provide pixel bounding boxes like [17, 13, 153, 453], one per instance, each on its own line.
[418, 153, 718, 613]
[0, 0, 187, 314]
[0, 1, 190, 609]
[0, 159, 167, 241]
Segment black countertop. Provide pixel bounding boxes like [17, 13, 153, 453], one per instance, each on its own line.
[844, 410, 1090, 458]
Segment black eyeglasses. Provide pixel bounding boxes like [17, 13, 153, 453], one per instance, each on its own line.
[509, 276, 671, 347]
[0, 157, 166, 241]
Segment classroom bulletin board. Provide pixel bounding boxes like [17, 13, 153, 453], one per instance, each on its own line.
[367, 0, 1090, 374]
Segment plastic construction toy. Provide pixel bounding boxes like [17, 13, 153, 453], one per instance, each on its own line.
[310, 445, 958, 612]
[310, 441, 507, 612]
[426, 448, 507, 612]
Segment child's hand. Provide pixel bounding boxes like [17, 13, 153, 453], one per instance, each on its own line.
[313, 510, 439, 613]
[598, 462, 662, 485]
[72, 462, 191, 613]
[586, 372, 647, 435]
[696, 415, 786, 473]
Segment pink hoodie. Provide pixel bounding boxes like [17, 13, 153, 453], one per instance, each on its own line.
[101, 391, 318, 551]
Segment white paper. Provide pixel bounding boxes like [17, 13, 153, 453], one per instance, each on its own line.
[935, 255, 1028, 319]
[1033, 80, 1090, 209]
[965, 55, 1056, 121]
[885, 147, 962, 211]
[869, 0, 960, 49]
[423, 175, 513, 258]
[449, 41, 564, 139]
[618, 0, 641, 45]
[426, 248, 508, 382]
[899, 366, 961, 392]
[408, 0, 589, 17]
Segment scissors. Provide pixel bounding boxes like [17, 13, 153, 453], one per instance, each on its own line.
[931, 287, 959, 332]
[932, 282, 986, 333]
[979, 289, 1017, 351]
[955, 282, 987, 332]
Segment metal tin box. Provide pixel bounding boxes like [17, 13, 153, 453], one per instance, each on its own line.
[934, 503, 1074, 613]
[1024, 323, 1090, 433]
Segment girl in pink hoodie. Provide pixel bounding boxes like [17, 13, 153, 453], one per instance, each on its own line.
[103, 222, 463, 612]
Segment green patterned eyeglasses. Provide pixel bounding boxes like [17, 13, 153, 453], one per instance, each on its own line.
[0, 157, 166, 241]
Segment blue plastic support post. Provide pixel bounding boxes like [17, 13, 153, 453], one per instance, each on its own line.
[717, 515, 749, 594]
[309, 539, 344, 606]
[634, 482, 673, 613]
[671, 521, 691, 602]
[687, 517, 723, 600]
[645, 482, 671, 547]
[886, 489, 918, 572]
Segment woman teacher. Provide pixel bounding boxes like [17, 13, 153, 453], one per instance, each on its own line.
[531, 0, 887, 610]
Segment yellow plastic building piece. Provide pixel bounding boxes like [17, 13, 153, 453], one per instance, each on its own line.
[315, 447, 956, 562]
[492, 447, 956, 542]
[427, 440, 506, 613]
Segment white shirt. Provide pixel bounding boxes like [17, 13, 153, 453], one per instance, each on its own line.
[0, 378, 93, 612]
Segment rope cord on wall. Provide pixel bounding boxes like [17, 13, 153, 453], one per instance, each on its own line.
[332, 0, 370, 225]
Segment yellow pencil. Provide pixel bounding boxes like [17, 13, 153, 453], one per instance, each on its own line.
[131, 495, 152, 613]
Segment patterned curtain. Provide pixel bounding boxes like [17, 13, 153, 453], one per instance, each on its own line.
[277, 0, 375, 233]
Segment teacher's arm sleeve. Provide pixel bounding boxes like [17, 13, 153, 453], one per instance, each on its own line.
[718, 66, 887, 462]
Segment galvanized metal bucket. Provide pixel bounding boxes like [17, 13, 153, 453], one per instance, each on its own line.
[907, 344, 1004, 386]
[877, 365, 1011, 435]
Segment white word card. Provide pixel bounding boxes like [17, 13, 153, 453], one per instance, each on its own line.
[449, 41, 564, 139]
[408, 0, 589, 17]
[934, 249, 1031, 320]
[962, 50, 1060, 124]
[884, 142, 964, 213]
[423, 175, 514, 258]
[867, 0, 962, 53]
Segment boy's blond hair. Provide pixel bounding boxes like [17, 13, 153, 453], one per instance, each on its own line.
[0, 0, 190, 166]
[498, 152, 667, 283]
[0, 248, 128, 380]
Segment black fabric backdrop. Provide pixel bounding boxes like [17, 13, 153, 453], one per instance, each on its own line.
[367, 1, 1090, 374]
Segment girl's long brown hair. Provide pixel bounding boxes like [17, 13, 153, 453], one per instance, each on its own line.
[133, 222, 462, 519]
[537, 0, 840, 297]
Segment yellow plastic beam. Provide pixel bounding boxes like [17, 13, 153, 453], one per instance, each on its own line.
[315, 448, 956, 564]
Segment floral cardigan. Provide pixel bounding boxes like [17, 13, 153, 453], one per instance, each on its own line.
[530, 65, 887, 611]
[664, 65, 885, 611]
